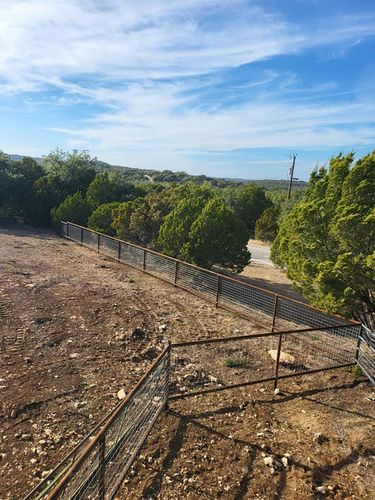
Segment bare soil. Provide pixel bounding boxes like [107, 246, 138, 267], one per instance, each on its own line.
[0, 227, 374, 499]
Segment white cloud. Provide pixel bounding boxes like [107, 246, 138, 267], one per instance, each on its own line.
[1, 0, 374, 175]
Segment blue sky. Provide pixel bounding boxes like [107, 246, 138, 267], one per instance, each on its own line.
[1, 0, 374, 180]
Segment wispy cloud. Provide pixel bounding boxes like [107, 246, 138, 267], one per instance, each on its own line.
[1, 0, 375, 176]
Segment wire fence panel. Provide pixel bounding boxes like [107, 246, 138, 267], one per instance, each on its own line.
[275, 295, 347, 331]
[59, 444, 101, 499]
[276, 325, 358, 376]
[99, 235, 119, 259]
[177, 262, 218, 298]
[358, 326, 375, 385]
[119, 242, 144, 269]
[145, 252, 175, 282]
[170, 335, 280, 398]
[67, 224, 82, 243]
[219, 277, 275, 322]
[61, 223, 373, 391]
[82, 228, 98, 250]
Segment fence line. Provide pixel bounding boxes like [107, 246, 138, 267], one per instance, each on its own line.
[169, 323, 360, 399]
[61, 222, 358, 334]
[357, 325, 375, 385]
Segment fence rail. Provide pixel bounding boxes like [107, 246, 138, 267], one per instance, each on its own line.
[61, 222, 357, 333]
[169, 323, 360, 399]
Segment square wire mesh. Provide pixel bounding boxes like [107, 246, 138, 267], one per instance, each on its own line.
[144, 252, 175, 282]
[275, 296, 347, 331]
[49, 350, 169, 500]
[177, 263, 218, 298]
[276, 324, 358, 375]
[358, 326, 375, 385]
[171, 335, 280, 397]
[67, 224, 82, 243]
[82, 228, 98, 250]
[219, 278, 275, 324]
[119, 242, 144, 268]
[99, 235, 119, 258]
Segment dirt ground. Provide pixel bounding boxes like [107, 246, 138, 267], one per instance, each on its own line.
[0, 227, 374, 499]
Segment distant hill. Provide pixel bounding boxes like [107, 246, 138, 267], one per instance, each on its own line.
[6, 153, 307, 189]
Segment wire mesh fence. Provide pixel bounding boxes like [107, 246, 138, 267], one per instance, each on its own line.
[61, 222, 375, 390]
[62, 222, 356, 333]
[27, 346, 170, 500]
[169, 323, 361, 399]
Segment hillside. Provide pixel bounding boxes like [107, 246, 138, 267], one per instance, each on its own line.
[6, 153, 307, 188]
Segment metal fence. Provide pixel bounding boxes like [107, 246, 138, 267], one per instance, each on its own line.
[26, 345, 170, 500]
[61, 221, 374, 386]
[357, 325, 375, 385]
[61, 222, 354, 333]
[169, 323, 360, 400]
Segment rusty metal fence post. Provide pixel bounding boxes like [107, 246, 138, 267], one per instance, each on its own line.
[215, 275, 222, 307]
[143, 249, 146, 271]
[273, 331, 283, 390]
[271, 294, 279, 332]
[355, 324, 363, 362]
[80, 227, 83, 246]
[165, 341, 172, 410]
[174, 261, 179, 285]
[66, 222, 70, 239]
[97, 233, 100, 252]
[117, 240, 121, 262]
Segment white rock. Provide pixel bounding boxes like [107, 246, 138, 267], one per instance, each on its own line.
[69, 353, 79, 359]
[268, 350, 295, 364]
[158, 324, 167, 332]
[117, 388, 126, 400]
[274, 388, 280, 395]
[315, 486, 326, 494]
[281, 457, 288, 467]
[263, 456, 273, 466]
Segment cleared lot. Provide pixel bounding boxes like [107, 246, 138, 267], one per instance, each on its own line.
[0, 227, 373, 499]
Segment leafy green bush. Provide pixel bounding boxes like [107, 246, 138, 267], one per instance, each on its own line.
[51, 192, 92, 227]
[254, 206, 279, 242]
[87, 202, 121, 235]
[351, 364, 362, 379]
[271, 151, 375, 327]
[181, 197, 251, 272]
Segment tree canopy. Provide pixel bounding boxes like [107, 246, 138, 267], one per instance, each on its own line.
[51, 192, 91, 227]
[222, 184, 271, 233]
[180, 197, 251, 272]
[271, 151, 375, 328]
[0, 148, 287, 274]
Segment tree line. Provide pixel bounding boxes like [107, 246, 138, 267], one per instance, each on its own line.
[0, 149, 276, 272]
[1, 148, 372, 326]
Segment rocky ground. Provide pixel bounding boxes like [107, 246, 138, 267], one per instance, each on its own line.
[0, 227, 374, 499]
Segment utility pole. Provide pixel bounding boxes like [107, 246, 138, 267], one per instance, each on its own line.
[286, 154, 297, 202]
